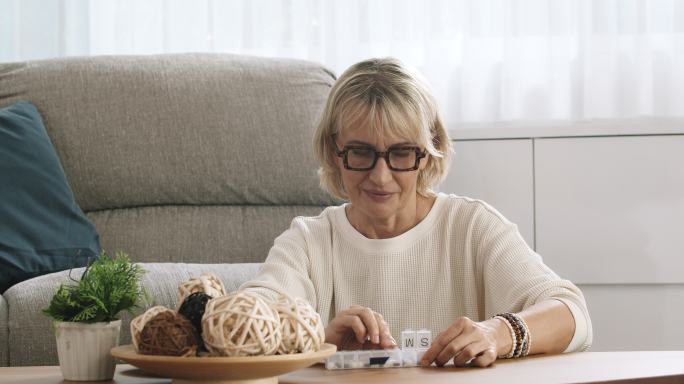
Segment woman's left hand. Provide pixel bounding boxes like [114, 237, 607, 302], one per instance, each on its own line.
[420, 316, 506, 367]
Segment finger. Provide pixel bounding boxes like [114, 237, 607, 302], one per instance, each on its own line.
[421, 317, 469, 365]
[340, 315, 369, 344]
[374, 312, 397, 349]
[470, 347, 497, 367]
[452, 341, 491, 367]
[434, 335, 479, 367]
[354, 307, 380, 344]
[361, 339, 385, 350]
[336, 306, 372, 343]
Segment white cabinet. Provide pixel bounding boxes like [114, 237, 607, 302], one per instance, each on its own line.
[580, 284, 684, 351]
[535, 136, 684, 284]
[442, 133, 684, 351]
[440, 139, 535, 248]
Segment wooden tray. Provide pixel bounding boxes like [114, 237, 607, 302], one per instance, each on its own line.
[111, 343, 336, 384]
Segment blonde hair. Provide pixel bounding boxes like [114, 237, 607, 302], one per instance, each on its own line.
[313, 57, 452, 200]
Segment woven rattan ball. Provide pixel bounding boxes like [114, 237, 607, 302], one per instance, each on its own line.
[178, 272, 227, 307]
[138, 311, 199, 357]
[201, 291, 281, 356]
[178, 292, 212, 336]
[130, 306, 174, 352]
[273, 295, 325, 354]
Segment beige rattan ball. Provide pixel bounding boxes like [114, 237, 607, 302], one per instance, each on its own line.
[178, 272, 227, 306]
[202, 291, 282, 356]
[130, 306, 174, 352]
[273, 295, 325, 354]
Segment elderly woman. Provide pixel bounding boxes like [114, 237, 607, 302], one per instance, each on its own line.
[243, 57, 592, 367]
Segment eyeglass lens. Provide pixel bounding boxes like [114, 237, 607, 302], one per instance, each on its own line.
[346, 147, 418, 170]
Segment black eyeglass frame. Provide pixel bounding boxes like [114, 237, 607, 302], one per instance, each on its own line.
[332, 137, 427, 172]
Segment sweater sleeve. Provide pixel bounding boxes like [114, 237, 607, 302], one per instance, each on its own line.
[476, 205, 593, 352]
[239, 218, 318, 308]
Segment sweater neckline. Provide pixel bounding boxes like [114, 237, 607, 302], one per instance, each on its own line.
[334, 192, 448, 253]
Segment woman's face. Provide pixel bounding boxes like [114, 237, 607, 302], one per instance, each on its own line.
[335, 124, 428, 222]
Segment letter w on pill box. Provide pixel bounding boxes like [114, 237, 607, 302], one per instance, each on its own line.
[401, 329, 416, 349]
[325, 329, 432, 370]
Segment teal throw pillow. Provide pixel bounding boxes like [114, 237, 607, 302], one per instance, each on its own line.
[0, 101, 101, 293]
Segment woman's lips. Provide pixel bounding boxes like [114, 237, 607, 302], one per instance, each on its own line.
[364, 189, 394, 202]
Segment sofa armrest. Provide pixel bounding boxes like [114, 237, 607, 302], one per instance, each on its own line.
[0, 294, 7, 366]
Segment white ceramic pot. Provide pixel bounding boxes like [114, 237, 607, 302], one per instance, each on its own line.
[55, 320, 121, 381]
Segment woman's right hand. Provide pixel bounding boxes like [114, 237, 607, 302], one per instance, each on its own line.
[324, 305, 397, 350]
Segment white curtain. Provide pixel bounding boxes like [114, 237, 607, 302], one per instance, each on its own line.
[2, 0, 684, 125]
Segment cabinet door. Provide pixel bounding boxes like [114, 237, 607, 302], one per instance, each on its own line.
[535, 135, 684, 284]
[440, 139, 534, 248]
[580, 285, 684, 351]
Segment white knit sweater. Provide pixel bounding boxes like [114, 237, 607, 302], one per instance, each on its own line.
[242, 193, 592, 352]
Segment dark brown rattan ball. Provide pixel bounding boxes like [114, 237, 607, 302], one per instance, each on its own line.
[138, 311, 199, 357]
[178, 292, 212, 335]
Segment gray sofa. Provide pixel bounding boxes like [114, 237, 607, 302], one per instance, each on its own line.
[0, 53, 337, 366]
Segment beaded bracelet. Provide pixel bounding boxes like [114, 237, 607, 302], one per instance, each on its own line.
[510, 313, 531, 357]
[493, 315, 517, 359]
[509, 316, 525, 357]
[517, 315, 532, 356]
[509, 313, 529, 358]
[501, 313, 527, 358]
[493, 313, 531, 358]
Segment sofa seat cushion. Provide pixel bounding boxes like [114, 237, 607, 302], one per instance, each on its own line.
[3, 262, 261, 366]
[0, 101, 100, 294]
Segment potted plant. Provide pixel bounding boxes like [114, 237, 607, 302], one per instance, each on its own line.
[43, 250, 146, 381]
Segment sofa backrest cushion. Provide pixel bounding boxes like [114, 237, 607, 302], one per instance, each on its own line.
[0, 54, 337, 264]
[0, 101, 100, 293]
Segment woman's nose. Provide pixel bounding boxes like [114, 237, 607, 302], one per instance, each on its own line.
[368, 156, 393, 185]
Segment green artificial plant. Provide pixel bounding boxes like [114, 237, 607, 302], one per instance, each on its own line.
[43, 250, 146, 323]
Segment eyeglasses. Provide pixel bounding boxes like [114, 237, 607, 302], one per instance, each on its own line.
[334, 142, 427, 172]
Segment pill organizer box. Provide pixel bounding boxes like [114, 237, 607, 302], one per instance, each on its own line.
[325, 329, 432, 370]
[324, 347, 430, 369]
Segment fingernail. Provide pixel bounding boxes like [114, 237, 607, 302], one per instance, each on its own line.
[373, 334, 379, 343]
[390, 338, 397, 346]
